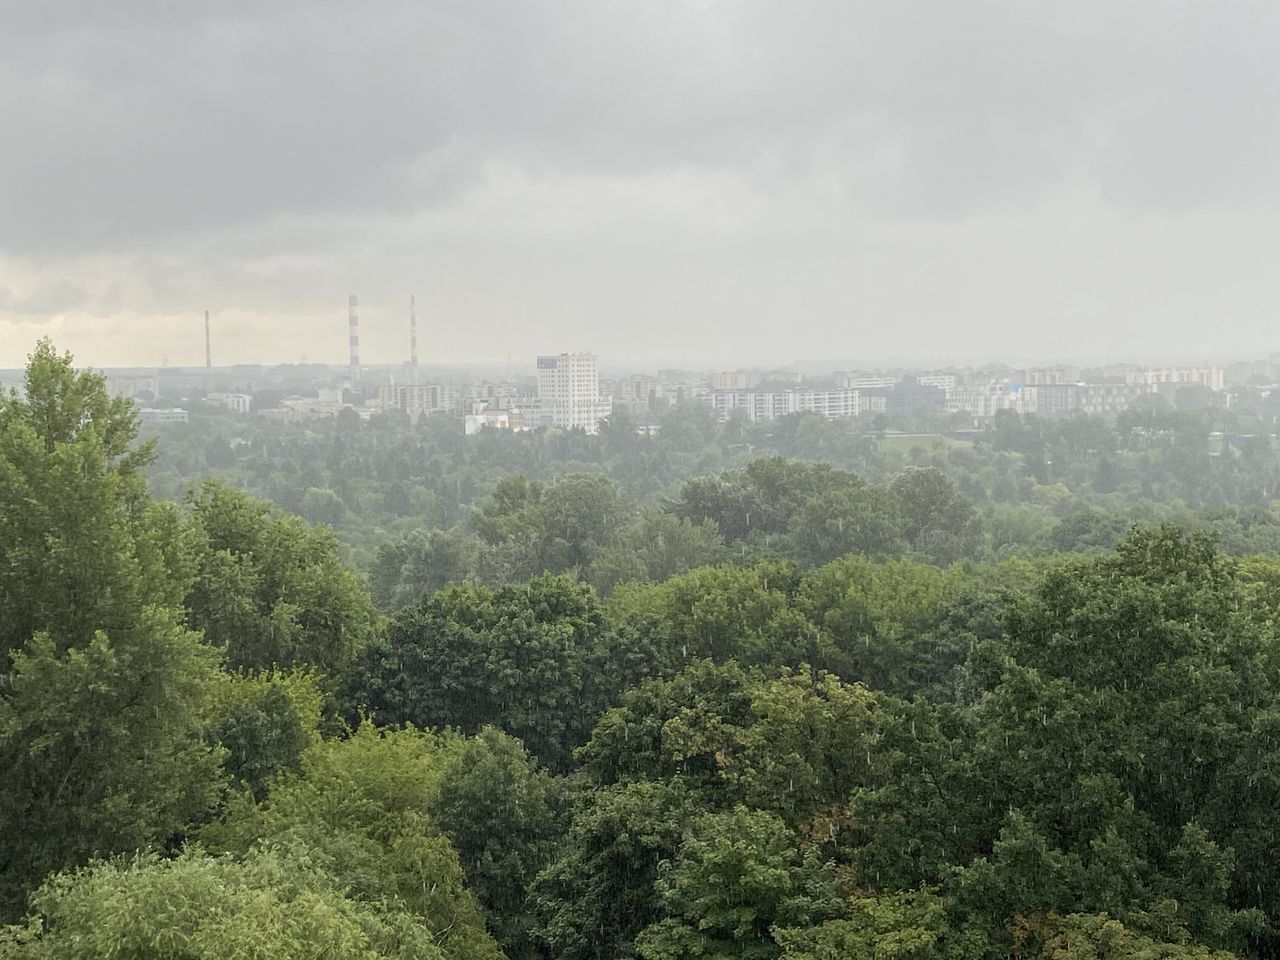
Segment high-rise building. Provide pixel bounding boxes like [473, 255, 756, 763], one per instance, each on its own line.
[535, 353, 612, 433]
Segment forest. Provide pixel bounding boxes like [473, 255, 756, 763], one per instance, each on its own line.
[144, 380, 1280, 595]
[4, 340, 1280, 959]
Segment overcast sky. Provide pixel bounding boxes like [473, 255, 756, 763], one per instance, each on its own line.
[3, 0, 1280, 370]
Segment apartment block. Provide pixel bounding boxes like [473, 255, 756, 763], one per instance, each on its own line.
[378, 383, 459, 417]
[708, 388, 865, 422]
[535, 353, 613, 433]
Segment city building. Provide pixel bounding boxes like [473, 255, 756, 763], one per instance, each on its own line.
[1022, 365, 1082, 385]
[1226, 360, 1271, 384]
[885, 378, 945, 413]
[136, 408, 189, 424]
[535, 353, 612, 433]
[839, 373, 898, 390]
[260, 396, 354, 422]
[944, 382, 1023, 418]
[1127, 366, 1225, 392]
[710, 370, 757, 391]
[378, 383, 459, 418]
[206, 392, 252, 414]
[652, 370, 711, 405]
[707, 388, 867, 422]
[1016, 382, 1157, 417]
[463, 380, 522, 408]
[1019, 383, 1078, 417]
[463, 402, 527, 435]
[1078, 382, 1158, 414]
[916, 374, 957, 392]
[106, 375, 159, 400]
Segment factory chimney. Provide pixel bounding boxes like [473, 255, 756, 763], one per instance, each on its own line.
[204, 310, 212, 370]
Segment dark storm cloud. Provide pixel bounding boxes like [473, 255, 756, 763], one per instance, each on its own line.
[6, 0, 1280, 254]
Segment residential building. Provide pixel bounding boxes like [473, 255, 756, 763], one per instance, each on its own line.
[654, 370, 711, 404]
[1020, 383, 1078, 417]
[463, 380, 522, 407]
[601, 374, 659, 416]
[916, 374, 957, 391]
[1078, 382, 1158, 414]
[535, 353, 612, 433]
[106, 375, 159, 400]
[206, 392, 252, 414]
[378, 383, 459, 417]
[260, 397, 354, 422]
[464, 402, 526, 435]
[137, 408, 189, 424]
[839, 373, 898, 390]
[1022, 365, 1082, 385]
[1016, 382, 1157, 417]
[885, 378, 945, 413]
[711, 370, 757, 391]
[1226, 360, 1271, 384]
[944, 382, 1022, 418]
[708, 388, 865, 422]
[1127, 366, 1225, 392]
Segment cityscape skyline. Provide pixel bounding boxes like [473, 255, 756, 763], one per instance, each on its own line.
[1, 304, 1274, 375]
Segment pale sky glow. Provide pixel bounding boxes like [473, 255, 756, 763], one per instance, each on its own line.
[3, 1, 1280, 370]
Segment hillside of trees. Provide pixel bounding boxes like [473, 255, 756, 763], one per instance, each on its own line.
[5, 341, 1280, 958]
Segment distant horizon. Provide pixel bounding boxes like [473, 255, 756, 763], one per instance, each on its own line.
[1, 348, 1273, 381]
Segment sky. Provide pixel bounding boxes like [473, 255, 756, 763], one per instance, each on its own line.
[3, 0, 1280, 371]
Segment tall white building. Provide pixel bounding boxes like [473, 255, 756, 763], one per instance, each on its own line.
[535, 353, 612, 433]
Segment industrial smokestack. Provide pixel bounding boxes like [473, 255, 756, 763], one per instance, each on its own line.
[410, 294, 418, 385]
[348, 294, 360, 382]
[204, 310, 211, 370]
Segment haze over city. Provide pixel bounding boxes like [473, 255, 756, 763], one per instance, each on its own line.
[5, 0, 1280, 369]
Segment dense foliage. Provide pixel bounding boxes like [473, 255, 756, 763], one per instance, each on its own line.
[143, 392, 1280, 587]
[7, 340, 1280, 959]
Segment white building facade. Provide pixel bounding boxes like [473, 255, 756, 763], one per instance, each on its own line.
[708, 388, 869, 422]
[206, 392, 253, 414]
[536, 353, 613, 433]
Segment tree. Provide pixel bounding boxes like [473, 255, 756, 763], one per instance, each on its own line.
[532, 780, 700, 960]
[429, 728, 570, 960]
[791, 484, 906, 566]
[775, 889, 988, 960]
[889, 467, 978, 563]
[185, 481, 379, 675]
[588, 509, 724, 594]
[0, 339, 192, 663]
[0, 341, 225, 919]
[472, 474, 632, 580]
[202, 722, 501, 960]
[634, 807, 845, 960]
[576, 662, 877, 826]
[0, 846, 471, 960]
[202, 682, 311, 802]
[369, 528, 480, 610]
[0, 615, 226, 920]
[609, 561, 819, 669]
[347, 575, 606, 770]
